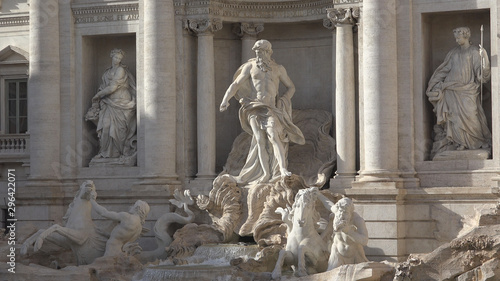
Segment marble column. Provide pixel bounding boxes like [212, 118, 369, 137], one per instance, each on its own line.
[327, 8, 358, 188]
[142, 0, 178, 183]
[188, 18, 222, 179]
[359, 0, 399, 182]
[234, 23, 264, 63]
[28, 0, 61, 183]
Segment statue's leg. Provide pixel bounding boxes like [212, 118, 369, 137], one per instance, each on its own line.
[34, 225, 87, 252]
[266, 124, 291, 177]
[21, 229, 46, 255]
[327, 247, 343, 271]
[250, 116, 271, 180]
[272, 249, 292, 280]
[296, 245, 308, 277]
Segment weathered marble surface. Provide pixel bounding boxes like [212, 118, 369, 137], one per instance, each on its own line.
[271, 187, 329, 279]
[395, 203, 500, 281]
[21, 180, 107, 265]
[316, 195, 369, 270]
[133, 190, 195, 263]
[91, 199, 149, 257]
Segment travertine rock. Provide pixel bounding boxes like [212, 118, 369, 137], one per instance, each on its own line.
[400, 225, 500, 280]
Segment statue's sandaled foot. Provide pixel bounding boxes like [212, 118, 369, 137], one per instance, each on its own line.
[457, 145, 466, 151]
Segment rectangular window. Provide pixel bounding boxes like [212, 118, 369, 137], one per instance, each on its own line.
[5, 79, 28, 134]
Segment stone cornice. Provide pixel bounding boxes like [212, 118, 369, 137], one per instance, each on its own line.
[72, 3, 139, 24]
[175, 0, 334, 23]
[0, 14, 29, 27]
[333, 0, 363, 5]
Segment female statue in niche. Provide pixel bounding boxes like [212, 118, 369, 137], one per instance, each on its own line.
[86, 49, 137, 166]
[426, 27, 491, 159]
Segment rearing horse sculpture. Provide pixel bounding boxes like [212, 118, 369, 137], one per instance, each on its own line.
[21, 180, 107, 265]
[271, 186, 329, 279]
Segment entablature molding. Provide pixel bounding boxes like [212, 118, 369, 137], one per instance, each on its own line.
[71, 3, 139, 25]
[0, 14, 29, 27]
[174, 0, 334, 23]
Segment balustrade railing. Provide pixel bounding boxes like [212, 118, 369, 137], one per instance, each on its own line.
[0, 134, 29, 155]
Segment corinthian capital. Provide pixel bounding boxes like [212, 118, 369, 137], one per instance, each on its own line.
[186, 18, 223, 35]
[233, 22, 264, 38]
[327, 7, 360, 26]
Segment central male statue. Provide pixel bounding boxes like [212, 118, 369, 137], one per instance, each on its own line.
[220, 39, 305, 184]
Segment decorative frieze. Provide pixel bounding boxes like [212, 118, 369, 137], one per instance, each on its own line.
[333, 0, 363, 4]
[72, 3, 139, 24]
[175, 0, 334, 21]
[0, 15, 29, 27]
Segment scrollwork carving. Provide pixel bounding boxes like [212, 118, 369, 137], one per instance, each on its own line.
[187, 18, 223, 35]
[233, 22, 264, 38]
[323, 18, 334, 30]
[327, 7, 358, 26]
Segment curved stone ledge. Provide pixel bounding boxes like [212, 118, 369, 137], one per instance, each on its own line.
[175, 0, 337, 23]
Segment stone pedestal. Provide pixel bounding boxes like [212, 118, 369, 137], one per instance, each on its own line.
[433, 149, 490, 161]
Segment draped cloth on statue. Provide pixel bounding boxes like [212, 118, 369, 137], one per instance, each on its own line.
[427, 45, 491, 150]
[96, 65, 137, 158]
[231, 61, 305, 184]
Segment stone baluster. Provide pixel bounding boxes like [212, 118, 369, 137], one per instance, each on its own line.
[187, 18, 223, 180]
[141, 0, 178, 183]
[234, 22, 264, 63]
[359, 0, 400, 182]
[28, 0, 61, 183]
[326, 8, 359, 188]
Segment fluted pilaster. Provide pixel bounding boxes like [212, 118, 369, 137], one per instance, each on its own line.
[327, 7, 359, 188]
[187, 18, 223, 179]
